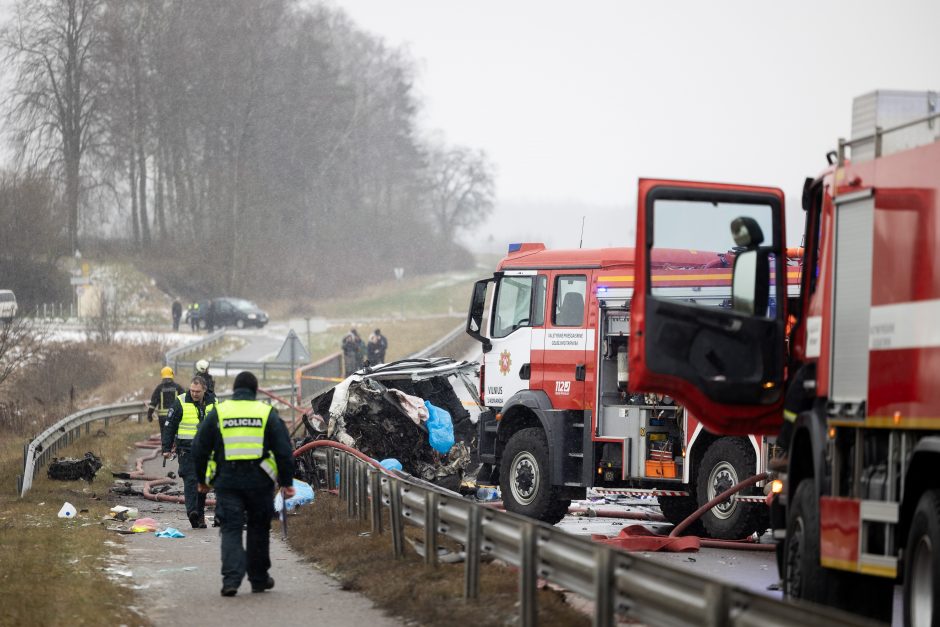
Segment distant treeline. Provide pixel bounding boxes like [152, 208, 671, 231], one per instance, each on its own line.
[0, 0, 494, 298]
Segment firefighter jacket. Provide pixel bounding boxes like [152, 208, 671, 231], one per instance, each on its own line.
[191, 388, 294, 490]
[148, 380, 184, 418]
[162, 392, 217, 452]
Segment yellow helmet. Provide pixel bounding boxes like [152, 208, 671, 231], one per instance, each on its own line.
[160, 366, 174, 379]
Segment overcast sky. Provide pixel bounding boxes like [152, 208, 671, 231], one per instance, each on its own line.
[327, 0, 940, 251]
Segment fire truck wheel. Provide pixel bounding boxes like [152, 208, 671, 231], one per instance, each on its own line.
[657, 495, 706, 536]
[784, 479, 828, 603]
[695, 438, 767, 539]
[500, 428, 569, 525]
[786, 478, 893, 620]
[904, 489, 940, 626]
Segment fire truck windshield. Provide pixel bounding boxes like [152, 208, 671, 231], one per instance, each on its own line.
[652, 199, 775, 259]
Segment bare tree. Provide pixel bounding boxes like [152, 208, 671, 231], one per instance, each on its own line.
[0, 318, 47, 389]
[2, 0, 104, 254]
[426, 143, 496, 244]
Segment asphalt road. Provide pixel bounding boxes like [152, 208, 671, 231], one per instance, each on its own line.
[112, 449, 401, 627]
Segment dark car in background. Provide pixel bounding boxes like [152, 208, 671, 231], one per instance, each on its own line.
[185, 297, 269, 329]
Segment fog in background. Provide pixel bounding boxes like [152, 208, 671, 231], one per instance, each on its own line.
[330, 0, 940, 253]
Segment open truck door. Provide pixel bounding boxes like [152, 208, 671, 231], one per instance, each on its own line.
[628, 179, 788, 435]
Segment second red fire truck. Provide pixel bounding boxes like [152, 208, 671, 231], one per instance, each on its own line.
[466, 243, 800, 539]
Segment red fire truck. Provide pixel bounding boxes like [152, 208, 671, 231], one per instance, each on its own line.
[466, 244, 800, 538]
[627, 89, 940, 623]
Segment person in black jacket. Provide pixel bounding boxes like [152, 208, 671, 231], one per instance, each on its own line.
[367, 329, 388, 364]
[192, 371, 295, 597]
[171, 300, 183, 331]
[147, 367, 185, 434]
[162, 376, 217, 528]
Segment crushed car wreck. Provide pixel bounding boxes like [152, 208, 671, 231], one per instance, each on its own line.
[298, 358, 480, 491]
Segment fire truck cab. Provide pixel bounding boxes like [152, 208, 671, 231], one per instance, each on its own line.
[466, 243, 797, 538]
[628, 90, 940, 623]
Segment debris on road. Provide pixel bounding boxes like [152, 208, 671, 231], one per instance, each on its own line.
[130, 518, 158, 532]
[48, 452, 102, 481]
[57, 502, 77, 518]
[154, 527, 185, 538]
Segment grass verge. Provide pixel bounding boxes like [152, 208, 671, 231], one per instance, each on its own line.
[287, 493, 590, 627]
[0, 419, 154, 627]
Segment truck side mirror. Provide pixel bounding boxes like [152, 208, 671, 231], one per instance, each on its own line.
[732, 250, 770, 316]
[466, 278, 492, 352]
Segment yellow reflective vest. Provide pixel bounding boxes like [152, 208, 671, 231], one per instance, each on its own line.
[176, 393, 216, 442]
[211, 400, 278, 484]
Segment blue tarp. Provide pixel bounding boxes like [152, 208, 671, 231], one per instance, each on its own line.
[274, 479, 315, 512]
[424, 401, 455, 454]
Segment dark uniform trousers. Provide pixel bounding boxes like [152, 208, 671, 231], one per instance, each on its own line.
[215, 464, 276, 588]
[177, 446, 207, 518]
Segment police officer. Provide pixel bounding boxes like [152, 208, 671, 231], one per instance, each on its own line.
[192, 371, 294, 597]
[162, 375, 216, 528]
[147, 367, 184, 434]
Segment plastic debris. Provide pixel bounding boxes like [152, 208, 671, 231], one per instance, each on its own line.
[475, 485, 499, 501]
[379, 458, 403, 472]
[130, 518, 158, 532]
[424, 401, 455, 454]
[110, 506, 139, 521]
[155, 527, 185, 538]
[57, 502, 77, 518]
[274, 479, 315, 513]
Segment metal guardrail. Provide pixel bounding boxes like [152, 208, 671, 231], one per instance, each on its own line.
[165, 329, 226, 373]
[408, 322, 466, 359]
[17, 401, 148, 496]
[305, 447, 877, 627]
[17, 384, 293, 497]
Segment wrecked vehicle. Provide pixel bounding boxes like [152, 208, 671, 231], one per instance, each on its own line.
[48, 452, 102, 481]
[297, 358, 480, 491]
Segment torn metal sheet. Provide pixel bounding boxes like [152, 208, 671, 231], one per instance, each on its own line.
[306, 358, 479, 490]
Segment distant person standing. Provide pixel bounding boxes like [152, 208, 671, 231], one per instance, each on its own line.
[342, 328, 362, 376]
[147, 366, 185, 434]
[206, 299, 217, 333]
[194, 359, 216, 396]
[192, 371, 295, 597]
[367, 329, 388, 365]
[189, 302, 199, 331]
[171, 299, 183, 331]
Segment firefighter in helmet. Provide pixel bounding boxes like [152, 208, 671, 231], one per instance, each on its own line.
[147, 366, 185, 434]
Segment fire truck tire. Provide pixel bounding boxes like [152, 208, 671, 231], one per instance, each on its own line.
[658, 495, 707, 536]
[695, 438, 768, 539]
[785, 479, 893, 620]
[904, 489, 940, 626]
[500, 428, 569, 525]
[784, 479, 829, 604]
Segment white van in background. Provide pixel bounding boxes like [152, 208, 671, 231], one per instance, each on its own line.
[0, 290, 17, 322]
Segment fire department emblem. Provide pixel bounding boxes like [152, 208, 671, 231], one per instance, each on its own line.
[498, 350, 512, 375]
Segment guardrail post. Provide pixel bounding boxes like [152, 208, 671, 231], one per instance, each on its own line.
[594, 546, 614, 627]
[703, 582, 729, 627]
[370, 469, 383, 535]
[345, 457, 355, 518]
[357, 464, 368, 522]
[424, 492, 438, 567]
[464, 505, 481, 600]
[389, 478, 404, 558]
[520, 522, 537, 626]
[326, 451, 336, 490]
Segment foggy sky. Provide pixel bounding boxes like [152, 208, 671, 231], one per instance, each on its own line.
[328, 0, 940, 252]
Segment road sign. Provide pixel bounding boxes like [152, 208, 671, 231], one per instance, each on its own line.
[394, 267, 404, 280]
[274, 329, 311, 364]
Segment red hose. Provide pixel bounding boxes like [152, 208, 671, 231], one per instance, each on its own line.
[670, 472, 771, 538]
[292, 439, 387, 472]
